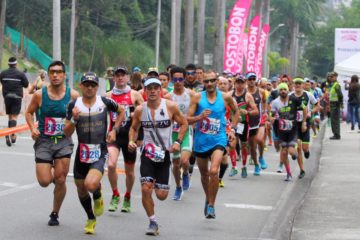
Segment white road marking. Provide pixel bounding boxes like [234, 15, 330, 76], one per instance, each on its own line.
[0, 182, 19, 187]
[247, 170, 286, 176]
[0, 182, 38, 197]
[1, 151, 34, 157]
[224, 203, 273, 211]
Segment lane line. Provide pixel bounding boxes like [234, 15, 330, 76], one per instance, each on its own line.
[1, 151, 34, 157]
[0, 182, 38, 197]
[225, 203, 273, 211]
[0, 182, 19, 187]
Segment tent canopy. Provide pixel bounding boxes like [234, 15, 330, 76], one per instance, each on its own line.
[334, 52, 360, 77]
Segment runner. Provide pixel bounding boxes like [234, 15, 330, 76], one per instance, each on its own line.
[64, 72, 125, 234]
[246, 72, 268, 175]
[105, 65, 144, 213]
[25, 60, 79, 226]
[128, 78, 188, 235]
[290, 77, 319, 179]
[232, 75, 258, 178]
[270, 83, 306, 181]
[188, 70, 239, 219]
[169, 67, 196, 200]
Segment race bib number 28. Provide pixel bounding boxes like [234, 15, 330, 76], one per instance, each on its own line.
[80, 143, 101, 163]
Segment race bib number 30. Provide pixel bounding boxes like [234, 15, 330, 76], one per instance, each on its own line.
[80, 143, 101, 163]
[144, 143, 165, 162]
[44, 117, 65, 136]
[199, 117, 220, 135]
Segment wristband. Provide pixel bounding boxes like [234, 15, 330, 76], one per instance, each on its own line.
[129, 140, 135, 145]
[70, 117, 78, 125]
[113, 126, 120, 134]
[175, 138, 183, 145]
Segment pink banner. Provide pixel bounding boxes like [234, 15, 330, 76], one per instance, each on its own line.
[246, 15, 261, 75]
[255, 24, 270, 79]
[234, 33, 248, 74]
[223, 0, 252, 74]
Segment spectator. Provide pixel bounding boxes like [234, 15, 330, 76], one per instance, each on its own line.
[28, 69, 47, 94]
[345, 75, 360, 131]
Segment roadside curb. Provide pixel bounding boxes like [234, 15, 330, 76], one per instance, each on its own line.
[258, 122, 326, 240]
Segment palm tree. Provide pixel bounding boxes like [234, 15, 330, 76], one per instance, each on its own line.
[268, 51, 289, 76]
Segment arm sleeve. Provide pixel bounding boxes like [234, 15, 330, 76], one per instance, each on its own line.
[101, 96, 119, 112]
[336, 84, 343, 104]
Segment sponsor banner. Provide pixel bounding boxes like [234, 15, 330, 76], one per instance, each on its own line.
[246, 15, 261, 74]
[335, 28, 360, 65]
[255, 24, 270, 79]
[223, 0, 252, 74]
[234, 33, 248, 75]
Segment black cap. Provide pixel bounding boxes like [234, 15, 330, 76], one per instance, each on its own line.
[8, 57, 17, 65]
[81, 72, 99, 84]
[114, 65, 128, 74]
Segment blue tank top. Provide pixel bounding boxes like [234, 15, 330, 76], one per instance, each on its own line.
[39, 87, 71, 137]
[194, 90, 227, 153]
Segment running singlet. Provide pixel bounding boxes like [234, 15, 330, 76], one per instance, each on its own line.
[67, 96, 119, 163]
[271, 95, 303, 132]
[170, 89, 191, 132]
[290, 91, 317, 122]
[249, 88, 262, 129]
[232, 90, 249, 123]
[110, 90, 135, 131]
[140, 99, 172, 162]
[194, 90, 227, 153]
[39, 87, 71, 137]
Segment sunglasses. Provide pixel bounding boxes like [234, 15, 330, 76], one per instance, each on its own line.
[247, 77, 256, 81]
[294, 82, 303, 85]
[49, 69, 64, 75]
[82, 82, 98, 88]
[172, 77, 184, 83]
[203, 78, 217, 84]
[186, 71, 195, 76]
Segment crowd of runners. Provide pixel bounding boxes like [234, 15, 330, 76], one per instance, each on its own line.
[10, 60, 340, 236]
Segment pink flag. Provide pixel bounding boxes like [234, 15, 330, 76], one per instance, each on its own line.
[246, 15, 261, 74]
[255, 24, 270, 79]
[223, 0, 252, 74]
[234, 33, 248, 75]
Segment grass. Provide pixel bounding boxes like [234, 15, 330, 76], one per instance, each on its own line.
[1, 48, 39, 72]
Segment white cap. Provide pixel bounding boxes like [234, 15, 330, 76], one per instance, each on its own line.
[144, 78, 161, 87]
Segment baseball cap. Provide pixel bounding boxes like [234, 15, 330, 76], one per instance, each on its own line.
[293, 77, 304, 83]
[277, 83, 289, 91]
[144, 78, 161, 87]
[246, 72, 256, 79]
[81, 72, 99, 84]
[235, 75, 245, 82]
[106, 66, 114, 71]
[114, 65, 128, 74]
[270, 76, 278, 82]
[133, 66, 141, 72]
[147, 67, 159, 77]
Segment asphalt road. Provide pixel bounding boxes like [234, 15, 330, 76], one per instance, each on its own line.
[0, 129, 324, 240]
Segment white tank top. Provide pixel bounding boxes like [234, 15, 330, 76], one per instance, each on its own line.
[141, 99, 172, 149]
[170, 89, 191, 116]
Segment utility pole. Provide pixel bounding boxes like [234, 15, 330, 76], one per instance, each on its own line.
[197, 0, 206, 67]
[170, 0, 177, 64]
[213, 0, 225, 72]
[155, 0, 161, 68]
[0, 0, 7, 69]
[175, 0, 182, 65]
[184, 0, 194, 64]
[69, 0, 76, 87]
[291, 22, 299, 76]
[53, 0, 61, 60]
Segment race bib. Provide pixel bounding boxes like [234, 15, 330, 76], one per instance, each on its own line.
[236, 122, 245, 134]
[144, 143, 165, 162]
[278, 119, 293, 131]
[111, 105, 131, 127]
[296, 110, 304, 122]
[44, 117, 65, 136]
[199, 117, 220, 135]
[173, 122, 180, 132]
[79, 143, 101, 163]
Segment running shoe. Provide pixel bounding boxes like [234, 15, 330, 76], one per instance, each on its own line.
[146, 220, 159, 236]
[312, 134, 317, 139]
[108, 195, 120, 212]
[264, 146, 268, 152]
[229, 167, 238, 177]
[254, 165, 261, 176]
[5, 136, 11, 147]
[241, 167, 247, 178]
[182, 173, 190, 191]
[48, 212, 59, 226]
[94, 196, 104, 217]
[206, 206, 216, 219]
[268, 141, 273, 146]
[277, 163, 284, 173]
[121, 197, 131, 213]
[259, 156, 268, 170]
[219, 180, 225, 188]
[284, 174, 292, 182]
[204, 200, 209, 216]
[172, 186, 183, 201]
[84, 219, 96, 234]
[298, 170, 306, 179]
